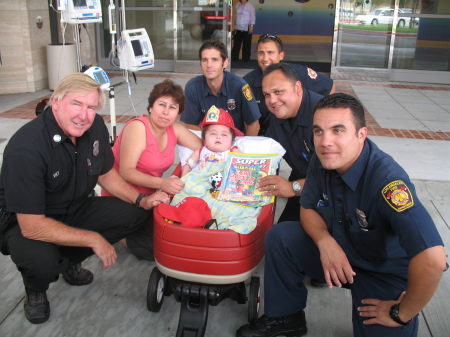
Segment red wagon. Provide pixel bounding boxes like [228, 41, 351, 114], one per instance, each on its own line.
[146, 166, 276, 337]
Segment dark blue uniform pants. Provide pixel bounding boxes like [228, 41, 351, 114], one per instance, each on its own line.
[232, 30, 252, 62]
[1, 197, 149, 292]
[264, 221, 418, 337]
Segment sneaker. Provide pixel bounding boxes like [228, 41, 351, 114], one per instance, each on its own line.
[62, 262, 94, 286]
[236, 311, 307, 337]
[24, 288, 50, 324]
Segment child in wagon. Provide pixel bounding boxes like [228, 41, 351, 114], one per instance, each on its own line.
[181, 106, 243, 196]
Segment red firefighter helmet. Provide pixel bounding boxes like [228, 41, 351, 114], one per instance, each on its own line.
[199, 105, 244, 137]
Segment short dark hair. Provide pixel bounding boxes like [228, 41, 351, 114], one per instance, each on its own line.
[263, 63, 300, 85]
[314, 93, 366, 131]
[147, 79, 185, 114]
[199, 40, 228, 62]
[257, 34, 283, 53]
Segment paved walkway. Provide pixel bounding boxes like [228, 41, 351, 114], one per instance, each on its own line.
[0, 67, 449, 337]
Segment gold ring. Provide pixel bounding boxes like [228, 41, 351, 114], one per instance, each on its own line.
[273, 185, 276, 190]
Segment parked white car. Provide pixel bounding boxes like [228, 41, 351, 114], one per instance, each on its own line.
[355, 8, 415, 27]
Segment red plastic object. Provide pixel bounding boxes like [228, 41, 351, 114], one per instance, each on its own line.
[153, 165, 275, 277]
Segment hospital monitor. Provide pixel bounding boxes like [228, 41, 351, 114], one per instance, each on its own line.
[84, 66, 110, 90]
[59, 0, 102, 24]
[118, 29, 155, 72]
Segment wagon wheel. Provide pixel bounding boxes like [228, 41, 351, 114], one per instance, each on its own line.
[147, 267, 166, 312]
[248, 276, 261, 322]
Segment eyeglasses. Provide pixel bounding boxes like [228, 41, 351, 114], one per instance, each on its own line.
[258, 34, 283, 48]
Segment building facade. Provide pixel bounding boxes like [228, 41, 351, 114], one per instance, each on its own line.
[0, 0, 449, 94]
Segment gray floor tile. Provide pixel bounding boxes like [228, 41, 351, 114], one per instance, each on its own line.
[408, 109, 450, 121]
[428, 97, 450, 105]
[421, 120, 450, 132]
[399, 102, 446, 112]
[438, 104, 450, 112]
[375, 117, 426, 130]
[352, 86, 387, 95]
[364, 106, 412, 118]
[386, 88, 423, 96]
[419, 90, 450, 99]
[371, 136, 450, 181]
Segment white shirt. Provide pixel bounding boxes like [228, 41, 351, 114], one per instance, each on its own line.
[235, 1, 256, 31]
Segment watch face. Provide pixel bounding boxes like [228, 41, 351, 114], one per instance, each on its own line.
[293, 181, 301, 191]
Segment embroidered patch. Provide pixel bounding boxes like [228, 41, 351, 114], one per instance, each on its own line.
[307, 67, 318, 80]
[382, 180, 414, 212]
[242, 84, 253, 101]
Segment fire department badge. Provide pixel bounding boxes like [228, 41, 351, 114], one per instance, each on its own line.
[382, 180, 414, 212]
[205, 106, 220, 123]
[307, 67, 318, 80]
[93, 140, 99, 157]
[242, 84, 253, 101]
[227, 99, 236, 110]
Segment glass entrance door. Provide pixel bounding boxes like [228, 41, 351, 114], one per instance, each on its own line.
[96, 0, 231, 72]
[175, 0, 230, 72]
[334, 0, 450, 83]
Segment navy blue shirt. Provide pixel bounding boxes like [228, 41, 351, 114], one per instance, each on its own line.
[0, 107, 114, 217]
[243, 62, 333, 133]
[266, 89, 323, 181]
[301, 138, 443, 274]
[181, 71, 261, 134]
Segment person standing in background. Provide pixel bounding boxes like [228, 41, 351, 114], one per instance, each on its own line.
[232, 0, 256, 63]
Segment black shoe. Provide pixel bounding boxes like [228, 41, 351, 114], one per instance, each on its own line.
[62, 262, 94, 286]
[310, 278, 328, 288]
[24, 288, 50, 324]
[236, 311, 307, 337]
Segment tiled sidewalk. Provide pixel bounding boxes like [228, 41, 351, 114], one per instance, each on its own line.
[331, 68, 450, 141]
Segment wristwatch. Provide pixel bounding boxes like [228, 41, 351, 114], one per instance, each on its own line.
[135, 193, 148, 208]
[292, 181, 302, 197]
[389, 303, 412, 326]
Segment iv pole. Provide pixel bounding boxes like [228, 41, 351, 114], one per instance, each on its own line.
[107, 0, 132, 145]
[108, 1, 118, 144]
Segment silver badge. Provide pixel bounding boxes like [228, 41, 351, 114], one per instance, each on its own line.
[53, 134, 61, 142]
[356, 209, 368, 228]
[227, 99, 236, 110]
[93, 140, 99, 156]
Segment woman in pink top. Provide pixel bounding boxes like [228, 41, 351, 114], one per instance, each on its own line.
[102, 79, 202, 260]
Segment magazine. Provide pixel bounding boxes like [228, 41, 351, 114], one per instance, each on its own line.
[217, 152, 279, 207]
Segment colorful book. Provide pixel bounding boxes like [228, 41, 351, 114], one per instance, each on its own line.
[217, 153, 278, 207]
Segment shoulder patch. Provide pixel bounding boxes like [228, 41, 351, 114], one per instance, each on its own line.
[242, 84, 253, 101]
[382, 180, 414, 212]
[307, 67, 318, 80]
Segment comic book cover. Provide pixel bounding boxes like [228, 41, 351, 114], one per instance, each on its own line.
[217, 153, 278, 207]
